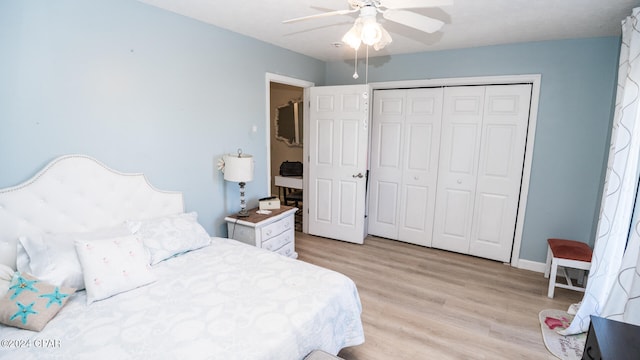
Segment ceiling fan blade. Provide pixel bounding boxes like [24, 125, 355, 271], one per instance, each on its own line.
[282, 9, 357, 24]
[383, 9, 444, 33]
[379, 0, 453, 9]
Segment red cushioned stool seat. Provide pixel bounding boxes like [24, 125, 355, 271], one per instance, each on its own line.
[544, 238, 593, 298]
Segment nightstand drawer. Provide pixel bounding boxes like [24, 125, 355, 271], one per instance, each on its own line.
[274, 241, 295, 257]
[262, 229, 293, 252]
[261, 215, 294, 239]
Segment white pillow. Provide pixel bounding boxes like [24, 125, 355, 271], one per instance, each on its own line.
[126, 212, 211, 265]
[76, 235, 156, 304]
[16, 226, 133, 290]
[0, 264, 14, 297]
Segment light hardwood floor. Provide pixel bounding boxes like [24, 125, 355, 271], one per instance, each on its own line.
[295, 232, 582, 360]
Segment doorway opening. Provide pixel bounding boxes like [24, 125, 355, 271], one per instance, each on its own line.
[265, 73, 314, 233]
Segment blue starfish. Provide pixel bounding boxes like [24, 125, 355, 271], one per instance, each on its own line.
[39, 287, 70, 308]
[10, 302, 38, 325]
[9, 275, 39, 300]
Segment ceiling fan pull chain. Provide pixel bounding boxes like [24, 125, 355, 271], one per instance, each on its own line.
[365, 45, 369, 84]
[353, 47, 359, 79]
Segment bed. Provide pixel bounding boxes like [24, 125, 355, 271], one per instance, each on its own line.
[0, 155, 364, 360]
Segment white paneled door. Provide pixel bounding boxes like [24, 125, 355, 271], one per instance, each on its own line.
[433, 84, 532, 262]
[469, 85, 532, 261]
[308, 85, 369, 244]
[432, 86, 486, 254]
[368, 88, 444, 246]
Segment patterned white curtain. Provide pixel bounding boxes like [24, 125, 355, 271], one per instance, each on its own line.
[561, 7, 640, 335]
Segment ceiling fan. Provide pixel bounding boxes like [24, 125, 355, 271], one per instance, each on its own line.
[283, 0, 453, 50]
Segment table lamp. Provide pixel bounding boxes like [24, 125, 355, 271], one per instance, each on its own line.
[223, 149, 254, 217]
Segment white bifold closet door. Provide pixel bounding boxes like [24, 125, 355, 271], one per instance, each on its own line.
[368, 84, 531, 262]
[368, 88, 444, 247]
[433, 84, 531, 262]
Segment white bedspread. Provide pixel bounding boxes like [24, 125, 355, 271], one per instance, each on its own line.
[0, 238, 364, 360]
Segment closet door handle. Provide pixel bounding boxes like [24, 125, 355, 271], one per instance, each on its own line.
[353, 173, 364, 178]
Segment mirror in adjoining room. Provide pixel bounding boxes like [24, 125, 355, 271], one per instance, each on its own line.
[275, 99, 303, 147]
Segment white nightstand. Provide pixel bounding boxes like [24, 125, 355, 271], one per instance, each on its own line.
[224, 205, 298, 258]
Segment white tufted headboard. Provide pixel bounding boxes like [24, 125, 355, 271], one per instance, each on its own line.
[0, 155, 185, 270]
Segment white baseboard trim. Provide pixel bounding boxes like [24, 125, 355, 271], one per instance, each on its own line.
[517, 258, 547, 273]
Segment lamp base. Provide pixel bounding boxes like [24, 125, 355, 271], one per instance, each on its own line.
[237, 181, 249, 217]
[237, 208, 250, 217]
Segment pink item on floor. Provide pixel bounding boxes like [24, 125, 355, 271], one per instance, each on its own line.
[544, 316, 569, 329]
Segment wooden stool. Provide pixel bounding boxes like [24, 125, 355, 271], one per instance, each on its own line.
[544, 238, 593, 298]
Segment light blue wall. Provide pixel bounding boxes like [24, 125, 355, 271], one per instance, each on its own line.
[0, 0, 325, 236]
[325, 38, 620, 263]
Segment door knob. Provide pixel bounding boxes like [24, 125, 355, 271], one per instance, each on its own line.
[353, 173, 364, 178]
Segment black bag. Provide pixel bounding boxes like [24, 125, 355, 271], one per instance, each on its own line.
[280, 161, 303, 176]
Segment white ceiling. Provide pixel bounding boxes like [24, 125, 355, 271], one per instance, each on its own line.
[138, 0, 639, 62]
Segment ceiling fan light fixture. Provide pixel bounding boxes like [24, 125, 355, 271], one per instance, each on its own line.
[360, 17, 383, 46]
[342, 15, 390, 51]
[373, 25, 392, 50]
[342, 21, 363, 50]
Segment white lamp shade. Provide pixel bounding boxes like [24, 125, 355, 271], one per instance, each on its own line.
[223, 153, 254, 182]
[373, 26, 392, 51]
[342, 21, 362, 50]
[361, 18, 382, 46]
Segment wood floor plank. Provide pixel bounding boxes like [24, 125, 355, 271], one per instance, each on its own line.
[295, 233, 582, 360]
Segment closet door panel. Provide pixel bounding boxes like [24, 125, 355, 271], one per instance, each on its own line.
[379, 123, 403, 167]
[470, 84, 531, 262]
[472, 126, 516, 247]
[406, 123, 431, 170]
[449, 124, 480, 173]
[397, 89, 443, 245]
[374, 181, 399, 225]
[398, 122, 433, 242]
[369, 88, 442, 245]
[439, 188, 473, 252]
[432, 86, 484, 253]
[475, 193, 509, 242]
[402, 185, 429, 231]
[368, 90, 405, 239]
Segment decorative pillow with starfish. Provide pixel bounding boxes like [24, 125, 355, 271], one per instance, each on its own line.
[0, 272, 75, 331]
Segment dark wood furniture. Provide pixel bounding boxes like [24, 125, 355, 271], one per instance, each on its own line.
[582, 315, 640, 359]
